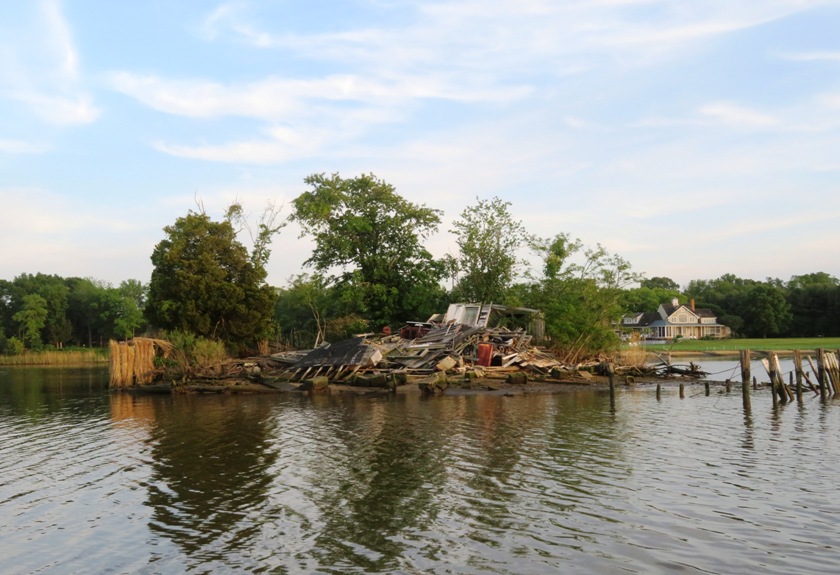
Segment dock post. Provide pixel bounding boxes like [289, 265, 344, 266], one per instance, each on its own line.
[794, 350, 803, 400]
[818, 349, 828, 401]
[740, 349, 751, 413]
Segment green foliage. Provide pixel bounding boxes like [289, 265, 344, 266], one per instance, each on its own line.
[450, 196, 528, 303]
[146, 208, 278, 353]
[641, 276, 680, 290]
[786, 273, 840, 337]
[523, 234, 641, 362]
[4, 336, 25, 355]
[620, 286, 681, 314]
[161, 330, 228, 374]
[274, 274, 333, 348]
[291, 172, 444, 327]
[13, 293, 49, 350]
[741, 283, 792, 338]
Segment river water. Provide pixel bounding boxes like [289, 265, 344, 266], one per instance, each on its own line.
[1, 366, 839, 575]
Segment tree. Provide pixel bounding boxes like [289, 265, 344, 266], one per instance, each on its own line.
[13, 293, 49, 350]
[525, 234, 641, 361]
[741, 283, 792, 338]
[450, 196, 528, 303]
[291, 172, 444, 327]
[641, 276, 680, 291]
[145, 207, 279, 353]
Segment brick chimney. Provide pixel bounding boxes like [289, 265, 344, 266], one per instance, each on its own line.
[690, 298, 695, 311]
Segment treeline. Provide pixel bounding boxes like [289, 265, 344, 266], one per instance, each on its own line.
[3, 173, 837, 359]
[618, 273, 840, 338]
[0, 274, 146, 354]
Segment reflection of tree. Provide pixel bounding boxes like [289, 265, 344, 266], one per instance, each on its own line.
[307, 394, 451, 572]
[144, 395, 276, 568]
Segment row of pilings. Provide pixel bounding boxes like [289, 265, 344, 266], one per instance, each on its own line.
[607, 349, 840, 413]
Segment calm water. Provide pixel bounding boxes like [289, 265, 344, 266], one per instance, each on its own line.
[2, 367, 839, 575]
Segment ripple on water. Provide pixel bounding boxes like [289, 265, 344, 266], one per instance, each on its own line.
[2, 374, 840, 574]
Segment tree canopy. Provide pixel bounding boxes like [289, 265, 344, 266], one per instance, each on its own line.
[450, 196, 528, 303]
[291, 172, 445, 327]
[145, 208, 278, 352]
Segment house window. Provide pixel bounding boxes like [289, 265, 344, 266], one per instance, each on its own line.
[678, 314, 688, 323]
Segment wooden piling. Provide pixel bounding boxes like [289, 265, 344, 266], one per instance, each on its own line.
[679, 383, 684, 399]
[608, 363, 615, 410]
[817, 349, 828, 400]
[705, 381, 710, 396]
[656, 383, 661, 401]
[794, 350, 803, 399]
[740, 349, 751, 413]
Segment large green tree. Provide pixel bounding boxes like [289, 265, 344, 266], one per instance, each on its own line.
[521, 234, 640, 361]
[145, 208, 278, 352]
[450, 196, 528, 303]
[291, 173, 444, 327]
[13, 293, 49, 350]
[741, 283, 792, 338]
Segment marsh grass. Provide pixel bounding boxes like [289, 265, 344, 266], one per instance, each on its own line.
[0, 348, 109, 366]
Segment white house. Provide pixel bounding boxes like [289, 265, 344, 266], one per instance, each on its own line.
[621, 298, 731, 340]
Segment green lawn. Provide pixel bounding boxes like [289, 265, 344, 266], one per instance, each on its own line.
[632, 337, 840, 353]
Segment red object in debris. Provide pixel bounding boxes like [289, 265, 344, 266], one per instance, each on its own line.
[477, 343, 493, 367]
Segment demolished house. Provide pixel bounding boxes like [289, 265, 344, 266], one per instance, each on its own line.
[271, 303, 567, 385]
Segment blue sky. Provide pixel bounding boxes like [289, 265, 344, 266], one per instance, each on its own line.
[2, 0, 840, 290]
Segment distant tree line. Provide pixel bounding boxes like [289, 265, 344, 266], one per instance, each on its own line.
[618, 272, 840, 339]
[3, 173, 837, 358]
[0, 274, 146, 354]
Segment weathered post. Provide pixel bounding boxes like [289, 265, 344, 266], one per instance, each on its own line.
[740, 349, 751, 413]
[656, 383, 661, 401]
[763, 355, 779, 407]
[608, 362, 615, 410]
[705, 382, 710, 396]
[679, 382, 685, 399]
[817, 349, 828, 401]
[794, 350, 803, 399]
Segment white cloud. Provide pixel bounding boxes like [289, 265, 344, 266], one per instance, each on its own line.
[0, 139, 49, 154]
[699, 102, 778, 127]
[0, 0, 99, 125]
[109, 71, 531, 120]
[780, 51, 840, 63]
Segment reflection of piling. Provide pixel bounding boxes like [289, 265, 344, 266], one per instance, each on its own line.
[817, 349, 828, 401]
[740, 349, 751, 413]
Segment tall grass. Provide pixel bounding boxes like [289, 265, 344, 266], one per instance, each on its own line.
[0, 348, 109, 366]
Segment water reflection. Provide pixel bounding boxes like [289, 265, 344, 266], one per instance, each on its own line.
[142, 394, 278, 572]
[3, 369, 840, 574]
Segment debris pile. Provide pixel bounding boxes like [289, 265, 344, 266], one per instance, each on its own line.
[268, 322, 577, 389]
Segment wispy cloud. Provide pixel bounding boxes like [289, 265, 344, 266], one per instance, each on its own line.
[780, 51, 840, 63]
[0, 139, 50, 154]
[0, 0, 99, 125]
[700, 101, 778, 127]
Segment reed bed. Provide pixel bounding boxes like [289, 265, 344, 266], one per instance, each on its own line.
[0, 349, 109, 366]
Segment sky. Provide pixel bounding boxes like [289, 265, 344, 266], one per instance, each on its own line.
[2, 0, 840, 291]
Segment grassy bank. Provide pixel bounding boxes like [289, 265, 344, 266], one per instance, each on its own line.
[0, 348, 109, 366]
[630, 337, 840, 354]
